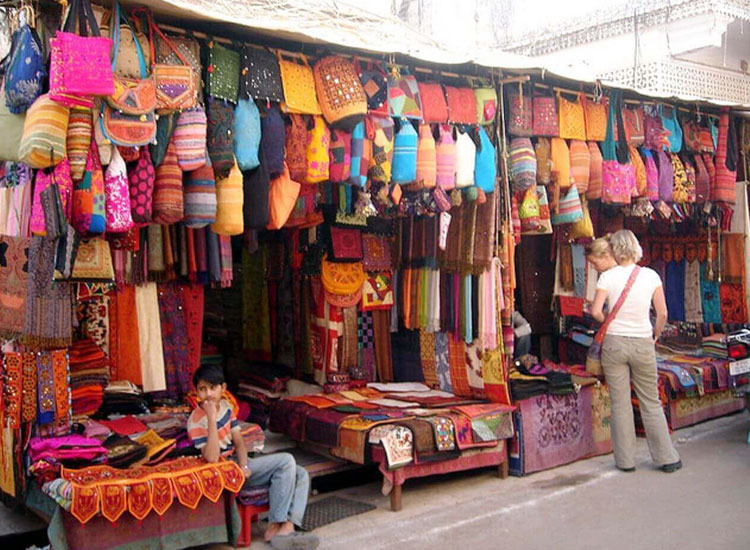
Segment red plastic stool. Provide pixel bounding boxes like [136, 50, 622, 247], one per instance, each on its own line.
[236, 502, 270, 547]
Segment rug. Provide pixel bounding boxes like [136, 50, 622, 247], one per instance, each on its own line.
[667, 389, 745, 430]
[299, 496, 376, 531]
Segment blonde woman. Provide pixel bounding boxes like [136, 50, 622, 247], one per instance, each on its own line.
[589, 230, 681, 474]
[585, 237, 617, 274]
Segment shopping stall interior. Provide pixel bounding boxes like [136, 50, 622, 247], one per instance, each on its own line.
[0, 0, 748, 547]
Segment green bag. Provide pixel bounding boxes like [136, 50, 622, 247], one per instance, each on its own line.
[205, 40, 240, 103]
[0, 88, 25, 162]
[149, 113, 178, 168]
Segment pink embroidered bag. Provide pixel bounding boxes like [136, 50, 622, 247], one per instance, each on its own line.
[127, 146, 155, 224]
[104, 147, 134, 232]
[30, 159, 73, 235]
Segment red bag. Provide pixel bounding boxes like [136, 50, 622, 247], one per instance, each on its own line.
[532, 92, 558, 136]
[152, 140, 183, 224]
[622, 107, 645, 146]
[128, 146, 156, 224]
[506, 83, 532, 137]
[285, 114, 309, 182]
[445, 86, 477, 125]
[329, 128, 352, 183]
[418, 81, 448, 124]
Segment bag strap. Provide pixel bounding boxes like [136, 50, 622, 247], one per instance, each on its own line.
[614, 92, 630, 164]
[135, 7, 191, 68]
[595, 265, 641, 343]
[111, 2, 148, 78]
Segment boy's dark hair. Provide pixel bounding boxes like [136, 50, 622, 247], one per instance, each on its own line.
[192, 364, 225, 388]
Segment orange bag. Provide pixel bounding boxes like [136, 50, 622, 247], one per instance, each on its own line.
[581, 92, 607, 142]
[267, 163, 301, 230]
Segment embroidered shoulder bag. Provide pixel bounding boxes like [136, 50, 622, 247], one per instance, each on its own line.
[586, 266, 641, 376]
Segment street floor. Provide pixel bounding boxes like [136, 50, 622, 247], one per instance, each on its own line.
[203, 411, 750, 550]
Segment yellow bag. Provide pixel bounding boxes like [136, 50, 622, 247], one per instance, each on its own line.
[558, 92, 586, 141]
[278, 53, 322, 115]
[211, 158, 244, 236]
[570, 198, 594, 239]
[305, 116, 330, 183]
[629, 145, 647, 197]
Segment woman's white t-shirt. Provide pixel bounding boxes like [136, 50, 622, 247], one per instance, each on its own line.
[596, 264, 662, 338]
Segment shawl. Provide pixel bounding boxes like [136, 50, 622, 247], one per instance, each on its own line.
[194, 227, 208, 284]
[354, 310, 376, 382]
[242, 247, 272, 362]
[311, 277, 343, 385]
[372, 309, 393, 382]
[3, 163, 33, 237]
[206, 229, 221, 285]
[0, 235, 30, 339]
[25, 237, 73, 348]
[720, 283, 747, 324]
[180, 284, 205, 376]
[442, 205, 462, 273]
[419, 268, 429, 330]
[135, 283, 167, 393]
[447, 335, 470, 397]
[419, 331, 438, 388]
[163, 224, 177, 281]
[109, 285, 142, 385]
[571, 243, 587, 298]
[434, 332, 453, 392]
[147, 224, 166, 281]
[391, 329, 423, 383]
[427, 268, 441, 333]
[157, 284, 192, 398]
[340, 306, 359, 371]
[722, 233, 745, 284]
[219, 235, 233, 288]
[472, 195, 495, 274]
[459, 201, 478, 274]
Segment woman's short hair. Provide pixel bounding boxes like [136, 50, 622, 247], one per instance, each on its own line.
[584, 237, 613, 258]
[608, 229, 643, 263]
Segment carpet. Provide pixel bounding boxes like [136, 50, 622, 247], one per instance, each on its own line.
[300, 496, 376, 531]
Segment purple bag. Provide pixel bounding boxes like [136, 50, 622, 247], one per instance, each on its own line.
[654, 148, 674, 202]
[644, 110, 665, 150]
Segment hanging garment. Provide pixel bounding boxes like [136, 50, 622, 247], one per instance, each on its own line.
[684, 259, 703, 324]
[700, 261, 721, 324]
[135, 283, 167, 392]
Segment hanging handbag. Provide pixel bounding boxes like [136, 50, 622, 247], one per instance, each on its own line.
[643, 107, 666, 150]
[352, 57, 388, 117]
[183, 152, 217, 228]
[205, 40, 240, 103]
[152, 140, 183, 224]
[279, 52, 322, 115]
[474, 126, 496, 193]
[0, 85, 26, 162]
[149, 112, 177, 168]
[587, 141, 603, 200]
[416, 123, 437, 189]
[473, 84, 498, 126]
[654, 148, 673, 202]
[435, 124, 456, 190]
[586, 266, 641, 376]
[505, 82, 532, 137]
[455, 127, 476, 189]
[92, 99, 113, 166]
[261, 104, 286, 178]
[699, 119, 716, 153]
[19, 94, 69, 169]
[267, 163, 301, 230]
[66, 108, 93, 181]
[285, 113, 309, 181]
[659, 104, 683, 153]
[240, 46, 284, 102]
[4, 8, 46, 114]
[581, 91, 607, 142]
[313, 55, 367, 131]
[103, 147, 134, 232]
[154, 29, 202, 95]
[535, 137, 551, 185]
[623, 106, 645, 146]
[510, 137, 536, 193]
[305, 115, 331, 184]
[101, 6, 150, 79]
[670, 153, 689, 203]
[212, 158, 243, 235]
[100, 3, 156, 148]
[127, 145, 155, 224]
[629, 144, 647, 197]
[418, 81, 448, 124]
[173, 106, 207, 171]
[391, 119, 418, 184]
[570, 198, 594, 239]
[551, 184, 584, 225]
[569, 139, 590, 196]
[557, 91, 586, 141]
[367, 115, 393, 184]
[207, 97, 236, 178]
[642, 149, 659, 201]
[601, 91, 635, 205]
[348, 120, 370, 187]
[329, 128, 352, 183]
[142, 10, 198, 113]
[234, 98, 261, 171]
[519, 186, 541, 234]
[445, 86, 478, 125]
[31, 159, 73, 235]
[387, 66, 422, 120]
[532, 89, 559, 136]
[693, 153, 710, 203]
[49, 0, 115, 107]
[682, 117, 702, 153]
[72, 140, 106, 235]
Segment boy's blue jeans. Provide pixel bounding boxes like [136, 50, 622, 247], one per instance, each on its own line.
[241, 452, 310, 526]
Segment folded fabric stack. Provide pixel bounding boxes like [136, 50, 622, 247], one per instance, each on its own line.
[509, 356, 575, 401]
[237, 485, 270, 507]
[701, 333, 728, 358]
[42, 478, 73, 510]
[238, 421, 265, 453]
[68, 338, 110, 417]
[235, 363, 292, 428]
[103, 435, 148, 469]
[28, 435, 109, 480]
[100, 381, 149, 416]
[564, 323, 595, 347]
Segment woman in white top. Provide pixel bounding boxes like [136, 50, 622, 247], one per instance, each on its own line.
[589, 230, 681, 474]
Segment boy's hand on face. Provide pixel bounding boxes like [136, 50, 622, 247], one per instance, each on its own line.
[202, 400, 217, 421]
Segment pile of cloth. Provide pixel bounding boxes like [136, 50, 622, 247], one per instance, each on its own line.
[28, 435, 108, 482]
[68, 338, 110, 416]
[701, 333, 728, 358]
[509, 356, 576, 401]
[99, 381, 149, 416]
[234, 362, 292, 428]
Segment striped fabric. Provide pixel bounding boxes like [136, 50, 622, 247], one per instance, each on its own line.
[509, 137, 536, 192]
[183, 152, 217, 228]
[348, 120, 369, 187]
[187, 398, 240, 456]
[712, 109, 736, 204]
[173, 107, 207, 171]
[66, 108, 93, 181]
[416, 123, 436, 188]
[152, 141, 184, 224]
[569, 139, 590, 195]
[211, 159, 244, 236]
[454, 130, 476, 188]
[436, 124, 456, 190]
[19, 94, 69, 169]
[586, 141, 603, 200]
[392, 120, 418, 184]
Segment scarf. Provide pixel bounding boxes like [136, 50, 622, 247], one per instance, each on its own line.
[147, 225, 166, 281]
[163, 225, 176, 281]
[722, 233, 745, 284]
[459, 201, 478, 275]
[186, 228, 197, 283]
[157, 284, 191, 398]
[310, 277, 343, 385]
[472, 196, 495, 274]
[0, 236, 30, 339]
[442, 205, 462, 273]
[206, 229, 221, 285]
[242, 247, 272, 362]
[419, 331, 438, 388]
[434, 332, 453, 393]
[341, 306, 359, 371]
[135, 283, 166, 393]
[108, 285, 142, 384]
[25, 237, 73, 348]
[354, 310, 376, 382]
[179, 284, 204, 376]
[194, 227, 208, 284]
[219, 235, 233, 288]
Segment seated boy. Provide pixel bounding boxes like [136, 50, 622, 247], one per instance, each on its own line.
[188, 364, 319, 550]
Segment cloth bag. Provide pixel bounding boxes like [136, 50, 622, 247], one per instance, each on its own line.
[72, 140, 107, 235]
[19, 94, 69, 169]
[149, 112, 177, 168]
[445, 86, 477, 125]
[173, 106, 207, 171]
[305, 115, 331, 184]
[233, 99, 261, 171]
[586, 266, 641, 376]
[352, 58, 388, 116]
[0, 86, 26, 162]
[505, 83, 532, 137]
[152, 140, 183, 224]
[285, 113, 309, 181]
[455, 128, 476, 188]
[205, 40, 240, 103]
[474, 85, 497, 126]
[581, 93, 607, 142]
[510, 138, 536, 192]
[557, 92, 586, 141]
[206, 97, 236, 178]
[103, 146, 134, 232]
[211, 158, 243, 235]
[240, 46, 284, 102]
[587, 141, 603, 200]
[4, 17, 46, 114]
[387, 66, 422, 120]
[267, 163, 301, 230]
[183, 152, 217, 228]
[416, 123, 437, 189]
[391, 120, 418, 184]
[127, 146, 156, 224]
[623, 106, 645, 146]
[474, 126, 496, 193]
[532, 90, 558, 136]
[435, 124, 456, 191]
[660, 104, 683, 153]
[642, 149, 659, 201]
[569, 139, 590, 196]
[535, 137, 551, 185]
[418, 81, 448, 124]
[279, 53, 321, 115]
[551, 184, 583, 225]
[329, 128, 352, 183]
[367, 116, 393, 184]
[66, 108, 93, 181]
[313, 55, 367, 131]
[30, 159, 73, 235]
[601, 91, 635, 205]
[260, 104, 286, 177]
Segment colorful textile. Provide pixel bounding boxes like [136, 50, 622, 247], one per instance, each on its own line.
[242, 247, 272, 362]
[700, 262, 722, 324]
[434, 332, 453, 393]
[419, 331, 438, 388]
[135, 283, 167, 393]
[0, 236, 30, 339]
[3, 352, 23, 428]
[720, 283, 747, 324]
[373, 309, 393, 383]
[180, 284, 205, 375]
[108, 285, 142, 384]
[157, 284, 192, 398]
[447, 335, 470, 397]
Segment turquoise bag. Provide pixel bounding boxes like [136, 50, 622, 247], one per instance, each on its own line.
[391, 120, 418, 184]
[234, 98, 261, 170]
[474, 126, 497, 193]
[660, 104, 682, 153]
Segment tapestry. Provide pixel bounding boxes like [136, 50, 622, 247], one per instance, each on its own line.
[369, 425, 413, 470]
[434, 332, 453, 393]
[426, 417, 456, 451]
[516, 389, 596, 474]
[667, 390, 745, 430]
[61, 457, 244, 524]
[590, 384, 613, 455]
[76, 296, 109, 356]
[480, 346, 512, 406]
[0, 236, 30, 339]
[157, 284, 191, 398]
